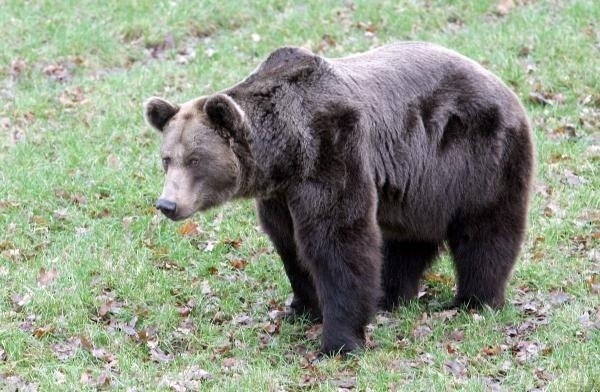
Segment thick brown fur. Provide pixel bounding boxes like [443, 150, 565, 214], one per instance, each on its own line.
[144, 42, 534, 354]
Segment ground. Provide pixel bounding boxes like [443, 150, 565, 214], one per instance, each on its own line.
[0, 0, 598, 390]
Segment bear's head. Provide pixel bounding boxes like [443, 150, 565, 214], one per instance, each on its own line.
[144, 94, 246, 220]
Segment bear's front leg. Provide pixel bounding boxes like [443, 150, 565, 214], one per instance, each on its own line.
[288, 181, 382, 354]
[257, 197, 322, 322]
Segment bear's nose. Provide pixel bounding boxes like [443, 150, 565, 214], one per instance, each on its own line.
[156, 199, 177, 216]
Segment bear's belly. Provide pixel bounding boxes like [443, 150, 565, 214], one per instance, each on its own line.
[376, 198, 449, 242]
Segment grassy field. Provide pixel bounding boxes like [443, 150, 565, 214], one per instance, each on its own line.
[1, 0, 599, 390]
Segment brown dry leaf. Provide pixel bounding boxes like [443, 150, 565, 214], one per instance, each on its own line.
[19, 314, 36, 332]
[305, 324, 322, 340]
[222, 238, 243, 249]
[43, 63, 70, 82]
[222, 357, 239, 370]
[495, 0, 515, 16]
[482, 345, 503, 356]
[332, 374, 357, 389]
[562, 169, 586, 186]
[9, 58, 27, 77]
[2, 375, 39, 391]
[147, 33, 176, 59]
[98, 300, 123, 318]
[38, 267, 59, 287]
[10, 293, 32, 311]
[511, 341, 543, 363]
[549, 290, 572, 306]
[156, 259, 184, 271]
[263, 321, 280, 335]
[424, 272, 454, 285]
[549, 124, 577, 140]
[159, 366, 213, 391]
[33, 325, 55, 338]
[54, 188, 87, 205]
[445, 359, 468, 378]
[412, 325, 432, 339]
[432, 309, 458, 321]
[53, 207, 69, 220]
[178, 221, 200, 236]
[534, 368, 554, 382]
[51, 337, 81, 361]
[58, 86, 88, 107]
[229, 258, 248, 270]
[91, 347, 118, 367]
[150, 346, 174, 363]
[175, 317, 196, 336]
[135, 327, 157, 344]
[232, 313, 253, 326]
[445, 342, 458, 354]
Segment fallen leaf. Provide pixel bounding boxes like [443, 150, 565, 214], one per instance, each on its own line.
[222, 238, 243, 248]
[150, 346, 174, 363]
[232, 314, 253, 326]
[305, 324, 322, 340]
[222, 357, 238, 370]
[159, 366, 213, 391]
[412, 325, 432, 339]
[43, 63, 70, 82]
[10, 293, 32, 311]
[549, 290, 572, 306]
[450, 329, 464, 342]
[2, 375, 39, 391]
[549, 124, 577, 140]
[534, 368, 554, 382]
[9, 58, 27, 77]
[529, 91, 552, 106]
[200, 280, 212, 296]
[229, 258, 248, 270]
[511, 341, 543, 363]
[58, 86, 88, 107]
[52, 207, 70, 220]
[332, 374, 357, 389]
[445, 342, 458, 354]
[91, 347, 117, 364]
[204, 240, 217, 252]
[51, 337, 81, 361]
[562, 169, 586, 186]
[178, 221, 199, 236]
[98, 300, 123, 318]
[495, 0, 515, 16]
[263, 322, 280, 335]
[33, 325, 55, 338]
[482, 345, 503, 356]
[432, 309, 458, 321]
[445, 359, 468, 378]
[38, 267, 59, 287]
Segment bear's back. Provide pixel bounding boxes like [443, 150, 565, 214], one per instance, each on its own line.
[327, 43, 532, 240]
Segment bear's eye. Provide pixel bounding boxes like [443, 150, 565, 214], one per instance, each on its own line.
[188, 158, 200, 167]
[162, 157, 171, 170]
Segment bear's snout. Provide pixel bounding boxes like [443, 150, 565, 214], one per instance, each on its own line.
[156, 198, 177, 219]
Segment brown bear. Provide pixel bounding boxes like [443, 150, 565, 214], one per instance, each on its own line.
[144, 42, 534, 354]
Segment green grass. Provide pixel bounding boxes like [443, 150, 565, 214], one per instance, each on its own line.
[1, 0, 599, 390]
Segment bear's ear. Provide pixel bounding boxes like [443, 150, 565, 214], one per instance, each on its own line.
[311, 100, 361, 147]
[144, 97, 179, 132]
[204, 94, 246, 136]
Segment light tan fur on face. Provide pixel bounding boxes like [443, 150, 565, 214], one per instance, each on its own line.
[158, 98, 241, 220]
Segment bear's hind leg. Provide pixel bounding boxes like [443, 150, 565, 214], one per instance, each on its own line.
[381, 240, 439, 311]
[448, 206, 526, 309]
[257, 198, 321, 321]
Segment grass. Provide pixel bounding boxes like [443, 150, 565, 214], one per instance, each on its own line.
[1, 0, 599, 390]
